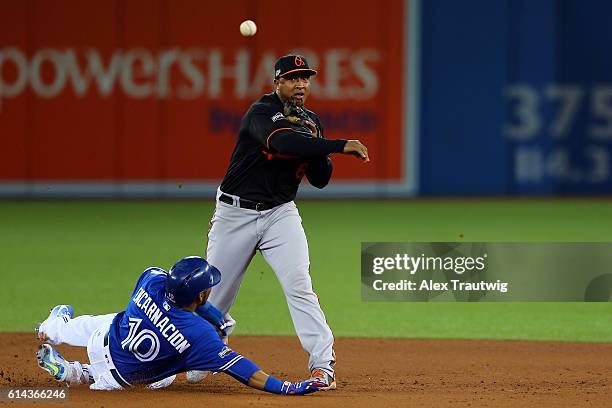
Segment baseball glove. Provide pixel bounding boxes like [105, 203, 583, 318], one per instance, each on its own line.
[283, 102, 320, 137]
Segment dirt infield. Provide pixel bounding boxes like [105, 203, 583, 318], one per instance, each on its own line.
[1, 333, 610, 407]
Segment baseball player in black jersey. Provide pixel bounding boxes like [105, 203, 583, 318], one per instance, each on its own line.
[189, 55, 369, 390]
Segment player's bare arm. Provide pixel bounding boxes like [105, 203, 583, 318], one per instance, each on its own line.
[343, 140, 370, 162]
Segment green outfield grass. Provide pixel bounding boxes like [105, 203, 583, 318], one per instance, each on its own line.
[2, 199, 612, 342]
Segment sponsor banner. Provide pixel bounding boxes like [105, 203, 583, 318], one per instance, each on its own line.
[362, 243, 612, 301]
[0, 0, 410, 189]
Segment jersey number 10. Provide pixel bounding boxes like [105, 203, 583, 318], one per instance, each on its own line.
[121, 317, 161, 362]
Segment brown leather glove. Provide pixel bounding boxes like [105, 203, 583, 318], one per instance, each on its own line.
[283, 102, 320, 137]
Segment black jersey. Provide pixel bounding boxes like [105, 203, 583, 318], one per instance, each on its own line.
[220, 93, 346, 205]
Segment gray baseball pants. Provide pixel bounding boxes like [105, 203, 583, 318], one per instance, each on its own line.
[206, 189, 335, 374]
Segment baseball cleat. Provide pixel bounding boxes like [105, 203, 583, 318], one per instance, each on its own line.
[48, 305, 75, 320]
[37, 344, 69, 382]
[309, 368, 336, 391]
[36, 305, 74, 342]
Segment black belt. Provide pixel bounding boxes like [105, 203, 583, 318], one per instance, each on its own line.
[103, 331, 132, 388]
[219, 193, 275, 211]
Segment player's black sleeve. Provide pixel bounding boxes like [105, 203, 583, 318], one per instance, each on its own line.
[304, 112, 334, 187]
[306, 156, 333, 188]
[249, 105, 297, 145]
[249, 107, 346, 158]
[269, 131, 346, 157]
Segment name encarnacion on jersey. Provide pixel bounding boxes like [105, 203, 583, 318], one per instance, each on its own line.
[132, 288, 191, 353]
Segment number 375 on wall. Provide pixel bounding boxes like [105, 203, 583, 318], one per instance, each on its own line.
[503, 84, 612, 140]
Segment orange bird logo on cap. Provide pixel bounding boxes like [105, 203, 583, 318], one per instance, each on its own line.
[294, 56, 305, 66]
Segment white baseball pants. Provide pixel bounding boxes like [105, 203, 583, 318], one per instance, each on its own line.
[206, 189, 335, 374]
[39, 312, 175, 390]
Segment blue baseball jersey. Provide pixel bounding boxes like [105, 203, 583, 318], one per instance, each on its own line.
[107, 267, 252, 385]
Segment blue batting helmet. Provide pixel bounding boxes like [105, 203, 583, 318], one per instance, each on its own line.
[166, 256, 221, 307]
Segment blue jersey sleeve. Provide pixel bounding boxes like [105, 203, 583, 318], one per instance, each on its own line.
[131, 267, 167, 298]
[220, 354, 260, 384]
[182, 324, 259, 382]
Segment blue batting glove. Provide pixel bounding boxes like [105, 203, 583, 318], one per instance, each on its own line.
[195, 302, 228, 337]
[280, 379, 326, 395]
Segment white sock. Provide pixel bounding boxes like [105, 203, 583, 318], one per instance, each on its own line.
[68, 361, 93, 386]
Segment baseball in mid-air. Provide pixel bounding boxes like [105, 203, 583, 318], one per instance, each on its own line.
[240, 20, 257, 36]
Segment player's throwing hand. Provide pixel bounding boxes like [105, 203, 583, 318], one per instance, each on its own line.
[343, 140, 370, 162]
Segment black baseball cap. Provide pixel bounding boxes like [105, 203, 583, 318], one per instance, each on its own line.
[274, 54, 317, 80]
